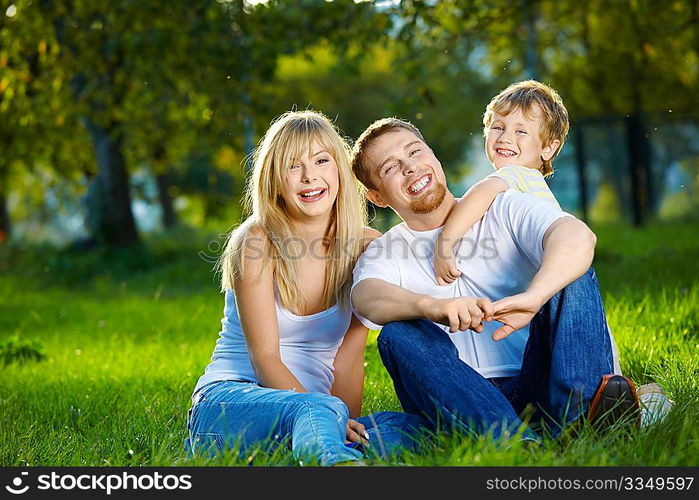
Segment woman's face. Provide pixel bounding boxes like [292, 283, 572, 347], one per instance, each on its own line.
[280, 140, 340, 225]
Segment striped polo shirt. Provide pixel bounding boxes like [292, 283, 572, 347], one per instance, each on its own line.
[487, 165, 560, 209]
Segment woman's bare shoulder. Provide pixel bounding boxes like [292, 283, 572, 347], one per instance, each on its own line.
[235, 222, 269, 247]
[235, 222, 271, 270]
[240, 221, 267, 239]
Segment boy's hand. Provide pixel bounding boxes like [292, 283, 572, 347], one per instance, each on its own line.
[422, 296, 494, 333]
[434, 254, 461, 286]
[434, 237, 461, 286]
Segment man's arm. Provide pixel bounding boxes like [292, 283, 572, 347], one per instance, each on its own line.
[491, 216, 596, 340]
[352, 278, 493, 333]
[527, 216, 596, 303]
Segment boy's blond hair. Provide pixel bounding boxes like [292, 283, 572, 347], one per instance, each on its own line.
[483, 80, 569, 177]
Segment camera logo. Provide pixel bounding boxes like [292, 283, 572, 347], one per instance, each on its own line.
[5, 471, 29, 495]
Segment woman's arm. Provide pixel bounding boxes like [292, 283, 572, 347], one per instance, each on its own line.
[234, 225, 307, 392]
[330, 226, 382, 417]
[330, 315, 368, 418]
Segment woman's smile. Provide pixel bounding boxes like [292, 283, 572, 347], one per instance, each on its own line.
[298, 187, 327, 203]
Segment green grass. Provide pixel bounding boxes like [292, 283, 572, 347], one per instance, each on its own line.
[0, 221, 698, 466]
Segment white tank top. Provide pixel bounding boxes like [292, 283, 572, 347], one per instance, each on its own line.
[194, 288, 352, 396]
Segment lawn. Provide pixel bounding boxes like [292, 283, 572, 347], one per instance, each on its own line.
[1, 221, 697, 466]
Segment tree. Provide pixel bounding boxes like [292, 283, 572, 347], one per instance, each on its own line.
[0, 2, 88, 241]
[389, 0, 699, 223]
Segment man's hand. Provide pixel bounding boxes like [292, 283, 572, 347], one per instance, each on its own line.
[491, 292, 545, 340]
[345, 419, 369, 445]
[422, 296, 494, 333]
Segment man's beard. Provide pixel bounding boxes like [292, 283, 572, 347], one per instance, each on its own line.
[410, 181, 447, 214]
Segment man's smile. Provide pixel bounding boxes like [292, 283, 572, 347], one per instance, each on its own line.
[406, 174, 432, 195]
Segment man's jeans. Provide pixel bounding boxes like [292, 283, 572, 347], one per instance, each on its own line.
[186, 380, 427, 465]
[377, 268, 614, 440]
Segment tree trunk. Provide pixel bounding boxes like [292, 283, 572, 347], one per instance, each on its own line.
[84, 119, 140, 247]
[573, 125, 589, 223]
[523, 0, 539, 80]
[626, 114, 652, 227]
[0, 187, 10, 243]
[155, 170, 177, 229]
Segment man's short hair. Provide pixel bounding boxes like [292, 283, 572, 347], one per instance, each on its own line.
[350, 117, 424, 190]
[483, 80, 569, 177]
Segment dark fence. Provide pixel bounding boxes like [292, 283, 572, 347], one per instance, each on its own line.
[550, 113, 699, 225]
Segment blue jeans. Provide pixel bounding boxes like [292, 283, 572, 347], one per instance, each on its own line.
[186, 380, 428, 465]
[377, 268, 614, 440]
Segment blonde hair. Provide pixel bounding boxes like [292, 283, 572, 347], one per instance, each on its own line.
[350, 117, 424, 190]
[219, 110, 367, 313]
[483, 80, 569, 177]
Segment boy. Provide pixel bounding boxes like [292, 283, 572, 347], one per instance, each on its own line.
[431, 81, 672, 428]
[434, 80, 568, 285]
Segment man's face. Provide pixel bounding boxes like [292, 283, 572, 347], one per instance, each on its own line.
[363, 129, 448, 220]
[485, 105, 559, 171]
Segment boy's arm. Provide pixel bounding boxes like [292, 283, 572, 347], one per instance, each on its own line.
[437, 177, 510, 251]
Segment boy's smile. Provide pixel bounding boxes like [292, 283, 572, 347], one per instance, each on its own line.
[485, 105, 559, 171]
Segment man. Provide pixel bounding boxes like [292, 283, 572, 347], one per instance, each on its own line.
[349, 118, 639, 439]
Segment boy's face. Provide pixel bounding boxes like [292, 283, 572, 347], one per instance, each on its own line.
[485, 105, 559, 171]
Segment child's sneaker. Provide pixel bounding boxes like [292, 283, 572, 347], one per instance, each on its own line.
[638, 383, 673, 427]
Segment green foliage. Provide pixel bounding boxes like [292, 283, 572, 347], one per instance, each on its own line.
[1, 0, 392, 245]
[2, 0, 699, 242]
[394, 0, 699, 117]
[0, 336, 47, 366]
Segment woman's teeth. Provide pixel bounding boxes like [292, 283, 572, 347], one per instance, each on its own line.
[300, 189, 325, 198]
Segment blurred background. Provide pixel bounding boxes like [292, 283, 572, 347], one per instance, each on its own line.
[1, 0, 698, 248]
[2, 1, 698, 467]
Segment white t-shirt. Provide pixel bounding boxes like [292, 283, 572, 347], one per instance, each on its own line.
[351, 190, 571, 379]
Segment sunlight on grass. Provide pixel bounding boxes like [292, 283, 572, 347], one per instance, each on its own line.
[1, 221, 697, 466]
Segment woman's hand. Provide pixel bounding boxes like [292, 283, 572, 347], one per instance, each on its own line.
[345, 419, 369, 445]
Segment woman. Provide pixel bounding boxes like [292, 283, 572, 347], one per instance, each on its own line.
[186, 111, 424, 466]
